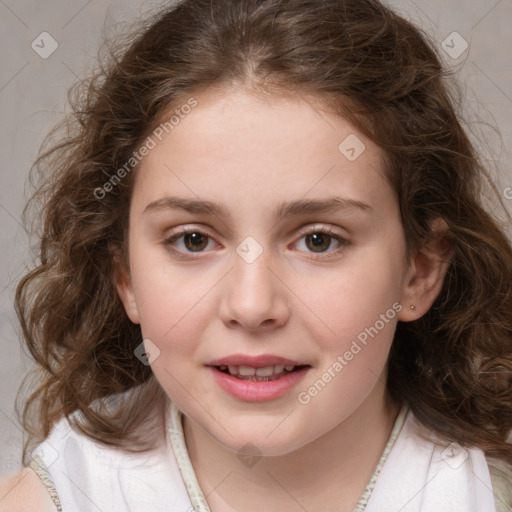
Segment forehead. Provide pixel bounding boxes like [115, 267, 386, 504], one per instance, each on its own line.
[131, 87, 396, 221]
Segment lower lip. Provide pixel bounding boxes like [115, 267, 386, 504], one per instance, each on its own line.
[209, 366, 310, 401]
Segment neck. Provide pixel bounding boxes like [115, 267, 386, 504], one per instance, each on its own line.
[182, 385, 401, 512]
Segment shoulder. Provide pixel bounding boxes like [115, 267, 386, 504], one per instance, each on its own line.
[487, 456, 512, 512]
[399, 409, 510, 509]
[0, 467, 58, 512]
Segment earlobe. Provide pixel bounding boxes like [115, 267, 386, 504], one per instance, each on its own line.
[111, 249, 141, 325]
[398, 218, 453, 322]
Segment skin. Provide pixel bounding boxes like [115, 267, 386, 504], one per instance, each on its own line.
[0, 468, 58, 512]
[115, 85, 451, 511]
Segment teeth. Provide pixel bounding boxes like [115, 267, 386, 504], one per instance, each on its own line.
[255, 366, 274, 377]
[238, 365, 256, 376]
[220, 364, 297, 378]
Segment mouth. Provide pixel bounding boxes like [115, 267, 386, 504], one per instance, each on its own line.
[206, 354, 311, 401]
[212, 364, 310, 381]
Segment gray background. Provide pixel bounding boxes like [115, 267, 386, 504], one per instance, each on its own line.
[0, 0, 511, 477]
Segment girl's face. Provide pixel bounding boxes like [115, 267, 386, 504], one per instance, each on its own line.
[117, 87, 416, 456]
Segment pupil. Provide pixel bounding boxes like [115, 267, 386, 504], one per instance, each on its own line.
[306, 233, 330, 252]
[185, 232, 208, 251]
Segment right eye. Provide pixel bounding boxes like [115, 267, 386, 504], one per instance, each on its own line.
[163, 227, 219, 257]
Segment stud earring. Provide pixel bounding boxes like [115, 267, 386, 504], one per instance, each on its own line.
[410, 305, 416, 310]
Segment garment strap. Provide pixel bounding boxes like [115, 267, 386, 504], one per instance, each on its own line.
[168, 401, 409, 512]
[29, 455, 63, 512]
[168, 401, 212, 512]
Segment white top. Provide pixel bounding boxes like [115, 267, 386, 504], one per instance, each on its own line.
[29, 400, 499, 512]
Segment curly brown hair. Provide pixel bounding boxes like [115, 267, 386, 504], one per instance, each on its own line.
[15, 0, 512, 468]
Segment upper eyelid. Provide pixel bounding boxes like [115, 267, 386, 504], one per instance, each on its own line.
[295, 224, 344, 236]
[165, 223, 346, 239]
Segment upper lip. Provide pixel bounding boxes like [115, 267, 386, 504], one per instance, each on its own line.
[207, 354, 307, 367]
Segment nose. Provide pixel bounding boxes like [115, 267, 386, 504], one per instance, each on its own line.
[218, 246, 290, 332]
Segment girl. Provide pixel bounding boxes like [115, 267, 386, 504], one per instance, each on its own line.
[2, 0, 512, 510]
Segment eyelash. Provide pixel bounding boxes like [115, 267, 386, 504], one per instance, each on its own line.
[162, 225, 349, 261]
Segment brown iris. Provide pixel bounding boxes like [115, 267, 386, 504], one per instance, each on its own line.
[306, 232, 331, 252]
[184, 232, 209, 251]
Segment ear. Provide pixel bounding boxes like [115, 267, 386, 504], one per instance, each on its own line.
[111, 247, 141, 325]
[397, 217, 454, 322]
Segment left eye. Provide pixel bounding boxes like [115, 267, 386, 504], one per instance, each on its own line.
[294, 229, 347, 255]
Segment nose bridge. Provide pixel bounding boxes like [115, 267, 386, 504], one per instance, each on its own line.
[219, 236, 289, 330]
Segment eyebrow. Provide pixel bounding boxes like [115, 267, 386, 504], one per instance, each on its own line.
[143, 196, 374, 220]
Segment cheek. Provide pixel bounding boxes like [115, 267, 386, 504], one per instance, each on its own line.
[294, 261, 401, 425]
[129, 247, 215, 351]
[296, 245, 404, 353]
